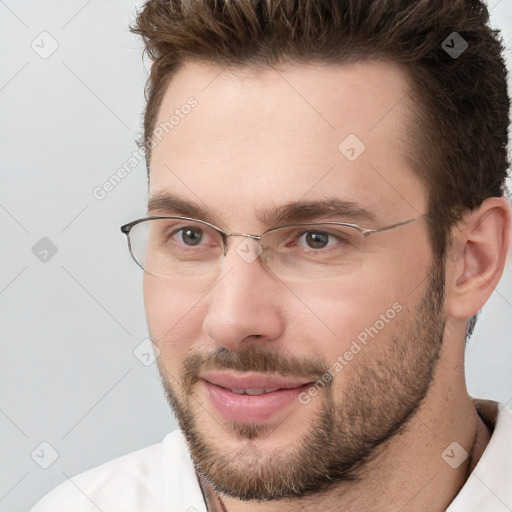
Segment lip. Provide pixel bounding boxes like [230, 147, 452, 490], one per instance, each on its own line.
[199, 371, 314, 424]
[201, 371, 312, 391]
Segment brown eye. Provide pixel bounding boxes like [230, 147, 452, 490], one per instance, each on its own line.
[177, 227, 204, 246]
[304, 231, 330, 249]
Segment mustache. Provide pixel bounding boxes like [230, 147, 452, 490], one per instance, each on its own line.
[181, 346, 329, 390]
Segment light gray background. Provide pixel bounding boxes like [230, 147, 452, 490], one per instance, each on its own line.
[1, 1, 512, 511]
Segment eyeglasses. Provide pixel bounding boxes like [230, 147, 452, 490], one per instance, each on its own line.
[120, 215, 424, 282]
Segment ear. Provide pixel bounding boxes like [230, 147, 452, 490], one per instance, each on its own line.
[444, 196, 512, 319]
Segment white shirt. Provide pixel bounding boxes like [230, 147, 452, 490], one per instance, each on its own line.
[30, 400, 512, 512]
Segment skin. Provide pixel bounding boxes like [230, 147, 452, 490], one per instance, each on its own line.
[143, 60, 511, 511]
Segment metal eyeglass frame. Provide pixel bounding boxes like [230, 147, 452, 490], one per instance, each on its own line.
[120, 214, 425, 261]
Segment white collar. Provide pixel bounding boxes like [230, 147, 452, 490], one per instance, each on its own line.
[447, 400, 512, 511]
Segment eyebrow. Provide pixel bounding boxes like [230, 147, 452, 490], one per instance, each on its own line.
[259, 198, 377, 225]
[147, 193, 377, 227]
[148, 193, 207, 219]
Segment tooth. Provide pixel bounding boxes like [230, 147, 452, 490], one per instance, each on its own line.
[245, 389, 266, 395]
[229, 388, 282, 395]
[245, 388, 280, 395]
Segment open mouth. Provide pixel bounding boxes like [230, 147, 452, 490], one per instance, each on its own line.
[228, 388, 282, 395]
[199, 372, 313, 423]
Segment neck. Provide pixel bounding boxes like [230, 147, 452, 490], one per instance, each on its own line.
[209, 351, 490, 512]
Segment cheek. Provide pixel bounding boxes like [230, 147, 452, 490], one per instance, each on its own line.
[286, 277, 407, 364]
[143, 276, 208, 359]
[302, 289, 409, 401]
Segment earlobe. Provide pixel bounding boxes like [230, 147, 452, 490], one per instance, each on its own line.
[445, 197, 512, 319]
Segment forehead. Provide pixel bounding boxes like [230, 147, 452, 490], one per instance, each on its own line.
[149, 60, 426, 226]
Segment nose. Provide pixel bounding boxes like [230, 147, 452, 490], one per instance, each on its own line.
[202, 237, 285, 351]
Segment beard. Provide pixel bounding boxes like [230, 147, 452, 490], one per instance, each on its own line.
[156, 259, 446, 502]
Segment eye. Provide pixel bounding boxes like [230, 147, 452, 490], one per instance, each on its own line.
[177, 226, 204, 246]
[166, 222, 223, 250]
[296, 230, 342, 250]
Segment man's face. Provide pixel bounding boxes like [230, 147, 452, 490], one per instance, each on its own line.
[144, 60, 445, 500]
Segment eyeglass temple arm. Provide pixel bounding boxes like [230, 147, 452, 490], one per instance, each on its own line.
[362, 214, 425, 235]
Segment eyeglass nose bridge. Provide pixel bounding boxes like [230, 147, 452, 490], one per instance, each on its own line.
[222, 232, 263, 256]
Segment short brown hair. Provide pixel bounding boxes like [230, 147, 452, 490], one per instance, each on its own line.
[131, 0, 509, 261]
